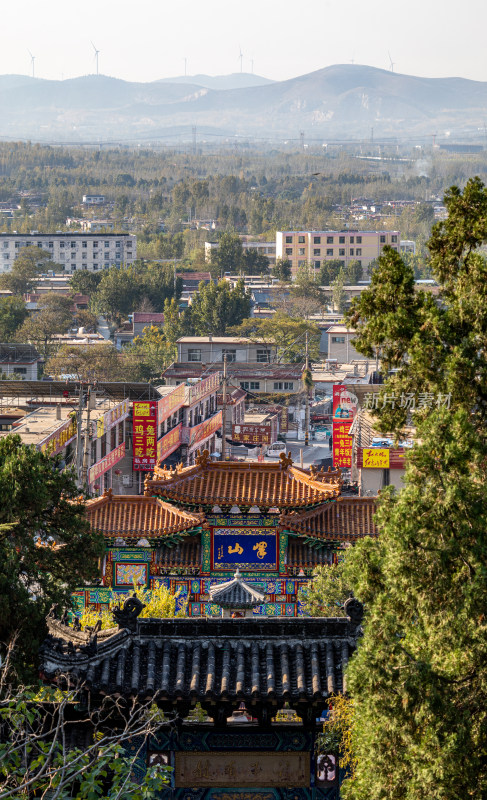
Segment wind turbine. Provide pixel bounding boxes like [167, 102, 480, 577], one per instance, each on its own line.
[27, 49, 35, 79]
[388, 51, 395, 73]
[238, 45, 243, 74]
[91, 41, 100, 76]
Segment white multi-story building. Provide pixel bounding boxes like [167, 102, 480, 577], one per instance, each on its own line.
[276, 229, 400, 276]
[0, 233, 136, 274]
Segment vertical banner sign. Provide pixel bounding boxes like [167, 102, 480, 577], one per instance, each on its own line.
[133, 401, 158, 471]
[332, 385, 358, 468]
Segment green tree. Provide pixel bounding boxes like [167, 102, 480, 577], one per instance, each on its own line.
[16, 293, 74, 361]
[230, 312, 321, 362]
[345, 259, 363, 284]
[189, 278, 251, 335]
[45, 342, 129, 382]
[308, 178, 487, 799]
[69, 269, 102, 296]
[126, 325, 174, 381]
[242, 248, 270, 276]
[272, 257, 292, 282]
[319, 258, 344, 285]
[93, 263, 181, 324]
[0, 246, 53, 296]
[0, 435, 104, 681]
[209, 232, 244, 277]
[331, 269, 347, 313]
[0, 296, 28, 341]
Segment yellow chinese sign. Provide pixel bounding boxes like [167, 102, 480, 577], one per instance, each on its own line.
[362, 448, 390, 468]
[175, 751, 309, 788]
[38, 415, 77, 457]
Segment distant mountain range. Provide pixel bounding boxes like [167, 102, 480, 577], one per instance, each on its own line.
[0, 65, 486, 144]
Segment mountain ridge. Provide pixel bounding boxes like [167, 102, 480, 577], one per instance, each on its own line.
[0, 64, 486, 142]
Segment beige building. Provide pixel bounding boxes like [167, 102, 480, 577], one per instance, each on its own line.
[326, 326, 364, 362]
[176, 336, 277, 365]
[276, 229, 400, 276]
[0, 232, 136, 274]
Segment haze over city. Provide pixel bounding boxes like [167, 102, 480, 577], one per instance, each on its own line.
[1, 0, 486, 84]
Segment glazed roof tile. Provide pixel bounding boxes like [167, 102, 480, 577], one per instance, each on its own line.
[281, 497, 377, 540]
[145, 456, 340, 509]
[85, 490, 204, 538]
[40, 616, 359, 719]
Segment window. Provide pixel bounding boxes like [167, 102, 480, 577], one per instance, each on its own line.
[298, 236, 305, 244]
[37, 242, 42, 248]
[356, 236, 362, 244]
[350, 236, 354, 244]
[357, 260, 362, 267]
[285, 235, 292, 244]
[380, 235, 386, 243]
[356, 248, 362, 256]
[116, 241, 121, 248]
[222, 348, 236, 362]
[313, 248, 320, 256]
[273, 381, 294, 391]
[298, 248, 305, 256]
[240, 381, 260, 390]
[327, 236, 334, 244]
[71, 242, 76, 248]
[82, 241, 87, 248]
[60, 241, 65, 248]
[339, 248, 345, 256]
[48, 241, 53, 248]
[3, 253, 9, 260]
[339, 236, 345, 244]
[93, 241, 99, 248]
[126, 241, 132, 248]
[71, 252, 76, 259]
[59, 253, 65, 260]
[326, 249, 333, 256]
[15, 367, 27, 374]
[257, 349, 270, 363]
[350, 248, 354, 256]
[104, 241, 110, 248]
[313, 236, 321, 244]
[82, 252, 87, 259]
[331, 336, 346, 343]
[285, 248, 292, 256]
[314, 260, 320, 269]
[93, 264, 98, 270]
[188, 349, 201, 362]
[391, 235, 398, 243]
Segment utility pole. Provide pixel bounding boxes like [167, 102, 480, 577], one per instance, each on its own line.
[81, 386, 92, 489]
[221, 355, 228, 461]
[75, 384, 84, 487]
[304, 331, 310, 447]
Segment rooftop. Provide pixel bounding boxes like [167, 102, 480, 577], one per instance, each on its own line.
[177, 336, 274, 345]
[145, 451, 341, 509]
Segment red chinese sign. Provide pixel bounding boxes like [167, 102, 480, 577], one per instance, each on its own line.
[232, 423, 272, 445]
[333, 421, 352, 468]
[133, 401, 157, 471]
[357, 447, 407, 469]
[189, 410, 223, 450]
[332, 385, 358, 469]
[157, 385, 185, 424]
[88, 442, 125, 485]
[157, 422, 182, 462]
[187, 373, 220, 405]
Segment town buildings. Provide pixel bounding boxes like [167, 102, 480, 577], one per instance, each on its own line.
[0, 232, 136, 274]
[0, 343, 40, 379]
[276, 229, 400, 275]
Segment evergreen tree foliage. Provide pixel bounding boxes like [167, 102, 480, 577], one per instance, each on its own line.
[307, 178, 487, 799]
[189, 278, 251, 335]
[0, 435, 103, 681]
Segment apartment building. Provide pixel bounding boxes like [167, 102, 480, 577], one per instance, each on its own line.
[0, 233, 136, 274]
[276, 229, 400, 275]
[176, 336, 278, 365]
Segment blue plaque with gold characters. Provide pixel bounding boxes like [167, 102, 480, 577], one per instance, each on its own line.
[211, 528, 278, 571]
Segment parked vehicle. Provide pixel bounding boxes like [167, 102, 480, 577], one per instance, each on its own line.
[266, 441, 287, 457]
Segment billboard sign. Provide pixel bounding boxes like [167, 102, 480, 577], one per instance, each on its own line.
[132, 400, 157, 471]
[157, 423, 182, 462]
[88, 442, 125, 485]
[232, 423, 272, 445]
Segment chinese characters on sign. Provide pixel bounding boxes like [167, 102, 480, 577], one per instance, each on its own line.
[333, 422, 353, 468]
[363, 392, 451, 410]
[38, 414, 77, 456]
[88, 442, 125, 485]
[189, 411, 223, 450]
[175, 751, 309, 788]
[212, 528, 278, 571]
[332, 385, 358, 469]
[132, 401, 157, 471]
[232, 424, 272, 445]
[157, 384, 185, 423]
[156, 422, 182, 463]
[187, 372, 221, 405]
[357, 447, 406, 469]
[95, 398, 129, 439]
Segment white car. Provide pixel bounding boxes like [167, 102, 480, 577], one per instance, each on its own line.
[266, 442, 287, 457]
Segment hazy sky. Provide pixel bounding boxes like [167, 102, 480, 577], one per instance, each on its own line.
[2, 0, 486, 84]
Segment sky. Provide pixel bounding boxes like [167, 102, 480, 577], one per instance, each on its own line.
[1, 0, 486, 84]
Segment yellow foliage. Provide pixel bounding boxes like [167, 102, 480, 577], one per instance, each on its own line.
[318, 694, 356, 780]
[78, 581, 184, 630]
